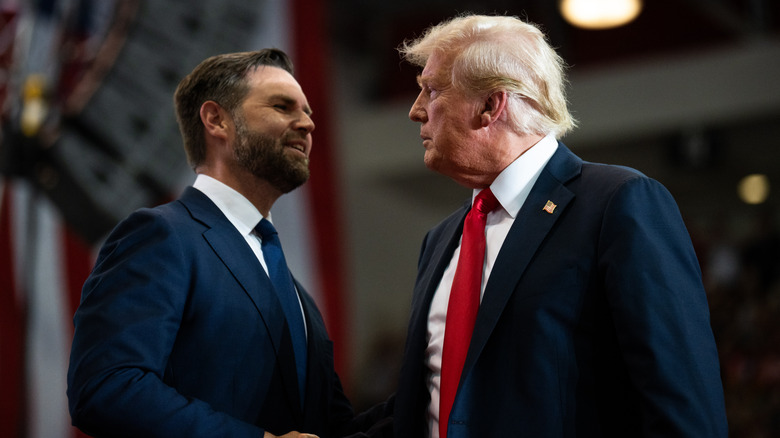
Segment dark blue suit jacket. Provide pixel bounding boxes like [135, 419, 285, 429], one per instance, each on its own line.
[392, 144, 728, 437]
[68, 187, 359, 437]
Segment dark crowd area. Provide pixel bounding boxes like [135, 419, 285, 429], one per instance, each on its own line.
[693, 207, 780, 437]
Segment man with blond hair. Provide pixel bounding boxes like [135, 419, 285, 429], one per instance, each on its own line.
[391, 14, 727, 437]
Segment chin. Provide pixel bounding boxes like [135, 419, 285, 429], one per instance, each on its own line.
[423, 154, 439, 171]
[424, 154, 451, 175]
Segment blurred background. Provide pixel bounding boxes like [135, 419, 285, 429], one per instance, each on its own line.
[1, 0, 779, 437]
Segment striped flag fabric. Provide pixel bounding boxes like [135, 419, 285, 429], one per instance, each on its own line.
[0, 180, 93, 438]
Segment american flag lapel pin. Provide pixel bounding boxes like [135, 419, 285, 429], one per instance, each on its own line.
[543, 200, 557, 214]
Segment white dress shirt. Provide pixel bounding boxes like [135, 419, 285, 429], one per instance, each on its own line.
[425, 134, 558, 437]
[192, 174, 307, 337]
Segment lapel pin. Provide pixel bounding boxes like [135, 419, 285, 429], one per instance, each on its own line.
[543, 200, 557, 214]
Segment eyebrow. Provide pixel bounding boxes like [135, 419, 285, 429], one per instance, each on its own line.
[417, 72, 441, 88]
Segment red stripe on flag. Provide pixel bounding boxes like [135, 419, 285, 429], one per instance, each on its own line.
[0, 183, 25, 437]
[291, 0, 351, 381]
[0, 9, 18, 111]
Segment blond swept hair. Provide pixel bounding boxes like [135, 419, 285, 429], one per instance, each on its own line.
[399, 14, 576, 137]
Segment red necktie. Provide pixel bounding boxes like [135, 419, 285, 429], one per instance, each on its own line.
[440, 188, 499, 438]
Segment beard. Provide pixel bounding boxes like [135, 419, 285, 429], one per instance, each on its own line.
[233, 117, 310, 194]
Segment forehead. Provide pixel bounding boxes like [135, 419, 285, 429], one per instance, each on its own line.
[245, 66, 309, 104]
[418, 50, 454, 85]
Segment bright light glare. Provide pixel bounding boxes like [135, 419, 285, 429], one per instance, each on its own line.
[738, 174, 770, 205]
[560, 0, 643, 29]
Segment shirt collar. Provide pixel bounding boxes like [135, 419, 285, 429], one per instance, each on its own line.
[474, 133, 558, 218]
[192, 174, 267, 235]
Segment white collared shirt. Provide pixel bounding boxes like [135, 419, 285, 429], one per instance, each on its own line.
[192, 174, 307, 336]
[425, 134, 559, 437]
[193, 174, 269, 273]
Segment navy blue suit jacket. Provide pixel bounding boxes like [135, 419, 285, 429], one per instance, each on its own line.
[392, 144, 728, 437]
[68, 187, 359, 437]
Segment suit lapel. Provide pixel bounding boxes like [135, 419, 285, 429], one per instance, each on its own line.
[408, 205, 469, 348]
[179, 187, 303, 417]
[461, 144, 582, 381]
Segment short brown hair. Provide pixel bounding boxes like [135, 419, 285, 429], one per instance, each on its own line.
[173, 49, 294, 168]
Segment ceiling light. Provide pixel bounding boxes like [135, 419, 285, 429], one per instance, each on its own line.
[737, 174, 770, 205]
[559, 0, 643, 30]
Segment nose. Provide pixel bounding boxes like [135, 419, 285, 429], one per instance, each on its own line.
[409, 92, 427, 123]
[296, 111, 315, 135]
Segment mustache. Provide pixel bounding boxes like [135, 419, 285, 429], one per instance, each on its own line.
[281, 132, 308, 143]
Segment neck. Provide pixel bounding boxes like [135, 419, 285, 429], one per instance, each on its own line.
[196, 165, 280, 217]
[452, 132, 546, 189]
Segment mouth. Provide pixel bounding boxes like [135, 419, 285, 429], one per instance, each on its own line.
[284, 140, 308, 156]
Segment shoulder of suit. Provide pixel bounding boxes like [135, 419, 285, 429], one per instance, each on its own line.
[107, 191, 207, 242]
[580, 161, 648, 184]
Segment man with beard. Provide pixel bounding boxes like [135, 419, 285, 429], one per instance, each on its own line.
[67, 49, 380, 438]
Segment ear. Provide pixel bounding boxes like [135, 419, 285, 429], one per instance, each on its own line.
[200, 100, 230, 141]
[479, 91, 508, 128]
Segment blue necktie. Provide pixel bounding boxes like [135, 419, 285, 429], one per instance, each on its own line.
[256, 218, 307, 404]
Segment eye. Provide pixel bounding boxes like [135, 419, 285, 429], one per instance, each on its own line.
[422, 83, 439, 98]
